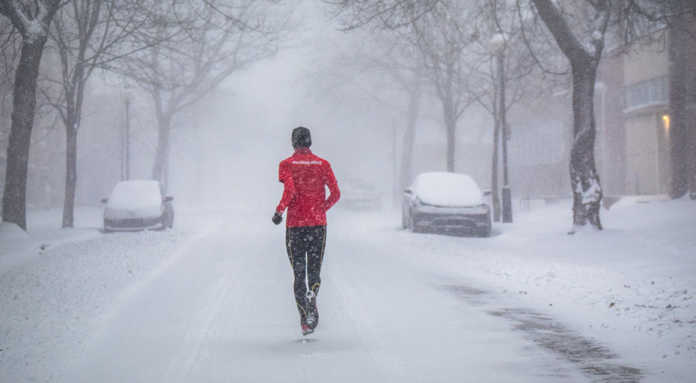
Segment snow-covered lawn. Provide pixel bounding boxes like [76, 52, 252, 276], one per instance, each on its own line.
[0, 207, 206, 382]
[352, 196, 695, 382]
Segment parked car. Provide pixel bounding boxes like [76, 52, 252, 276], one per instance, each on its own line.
[102, 180, 174, 232]
[340, 177, 382, 210]
[402, 172, 491, 237]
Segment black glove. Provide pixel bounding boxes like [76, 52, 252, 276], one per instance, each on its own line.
[272, 212, 283, 225]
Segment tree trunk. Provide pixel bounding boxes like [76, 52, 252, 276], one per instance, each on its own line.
[445, 120, 456, 172]
[491, 110, 501, 222]
[152, 115, 171, 186]
[62, 117, 78, 228]
[668, 11, 689, 198]
[689, 118, 696, 199]
[530, 0, 605, 230]
[2, 36, 48, 230]
[443, 103, 456, 172]
[61, 61, 87, 228]
[569, 58, 603, 231]
[399, 85, 421, 191]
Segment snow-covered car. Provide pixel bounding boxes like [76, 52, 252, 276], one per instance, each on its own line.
[402, 172, 491, 237]
[102, 180, 174, 232]
[341, 177, 382, 210]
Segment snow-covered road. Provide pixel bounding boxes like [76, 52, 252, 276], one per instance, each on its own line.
[56, 214, 587, 383]
[2, 198, 694, 382]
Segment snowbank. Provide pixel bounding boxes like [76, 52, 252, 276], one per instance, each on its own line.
[0, 212, 202, 383]
[0, 222, 30, 239]
[0, 207, 103, 276]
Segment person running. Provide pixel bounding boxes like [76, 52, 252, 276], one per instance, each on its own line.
[272, 126, 340, 336]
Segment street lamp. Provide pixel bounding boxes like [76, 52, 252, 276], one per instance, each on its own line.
[121, 82, 131, 181]
[489, 33, 513, 223]
[595, 82, 606, 194]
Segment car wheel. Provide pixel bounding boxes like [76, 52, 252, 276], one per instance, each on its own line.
[165, 206, 174, 229]
[160, 213, 170, 230]
[477, 225, 491, 237]
[478, 213, 492, 237]
[410, 212, 422, 233]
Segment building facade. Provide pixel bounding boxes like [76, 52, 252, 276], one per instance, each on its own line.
[597, 22, 696, 196]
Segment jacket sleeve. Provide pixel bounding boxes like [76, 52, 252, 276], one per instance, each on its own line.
[323, 162, 340, 211]
[276, 162, 295, 213]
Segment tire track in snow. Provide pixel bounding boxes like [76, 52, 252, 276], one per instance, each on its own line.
[330, 270, 409, 380]
[82, 226, 215, 351]
[162, 271, 233, 382]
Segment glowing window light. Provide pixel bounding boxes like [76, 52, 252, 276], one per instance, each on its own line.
[662, 114, 670, 131]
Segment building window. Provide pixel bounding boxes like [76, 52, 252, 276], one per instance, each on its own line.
[624, 76, 669, 111]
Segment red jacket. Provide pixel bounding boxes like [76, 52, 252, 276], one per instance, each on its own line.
[276, 148, 340, 227]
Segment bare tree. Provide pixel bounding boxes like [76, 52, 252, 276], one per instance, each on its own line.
[42, 0, 150, 228]
[3, 17, 64, 212]
[397, 67, 422, 194]
[1, 19, 20, 159]
[327, 0, 441, 31]
[460, 0, 542, 222]
[337, 1, 485, 173]
[339, 35, 424, 194]
[408, 2, 487, 172]
[524, 0, 696, 229]
[519, 0, 612, 232]
[0, 0, 63, 230]
[328, 1, 486, 173]
[118, 0, 282, 189]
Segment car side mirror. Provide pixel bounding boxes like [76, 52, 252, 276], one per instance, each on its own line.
[163, 196, 174, 202]
[100, 197, 108, 204]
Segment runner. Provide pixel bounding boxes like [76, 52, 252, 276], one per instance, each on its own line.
[273, 126, 340, 335]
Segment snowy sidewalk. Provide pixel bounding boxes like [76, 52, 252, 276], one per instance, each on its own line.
[0, 208, 206, 383]
[0, 207, 103, 276]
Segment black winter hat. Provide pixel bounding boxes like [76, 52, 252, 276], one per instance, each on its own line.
[292, 126, 311, 148]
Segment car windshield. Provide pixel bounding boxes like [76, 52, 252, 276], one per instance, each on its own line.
[108, 180, 162, 210]
[414, 172, 482, 206]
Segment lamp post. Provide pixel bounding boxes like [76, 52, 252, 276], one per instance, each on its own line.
[490, 33, 513, 223]
[121, 84, 131, 181]
[595, 82, 607, 194]
[392, 120, 399, 208]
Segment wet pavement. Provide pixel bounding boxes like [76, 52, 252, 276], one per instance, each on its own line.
[443, 284, 643, 383]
